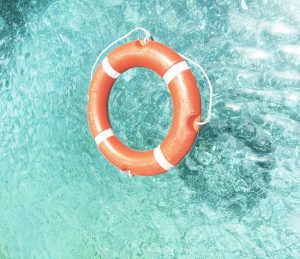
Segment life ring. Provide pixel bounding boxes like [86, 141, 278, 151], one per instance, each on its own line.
[88, 40, 201, 176]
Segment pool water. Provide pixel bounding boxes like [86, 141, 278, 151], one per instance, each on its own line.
[0, 0, 299, 258]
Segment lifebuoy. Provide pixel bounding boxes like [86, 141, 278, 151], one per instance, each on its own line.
[88, 40, 201, 176]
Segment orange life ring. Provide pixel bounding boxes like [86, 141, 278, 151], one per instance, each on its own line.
[88, 40, 201, 176]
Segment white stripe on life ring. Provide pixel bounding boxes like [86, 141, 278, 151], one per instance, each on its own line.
[94, 128, 114, 145]
[163, 61, 190, 85]
[102, 57, 120, 79]
[154, 145, 175, 171]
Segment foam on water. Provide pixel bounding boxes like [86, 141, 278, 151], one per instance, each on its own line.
[0, 0, 299, 258]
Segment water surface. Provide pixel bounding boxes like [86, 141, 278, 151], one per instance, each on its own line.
[0, 0, 299, 258]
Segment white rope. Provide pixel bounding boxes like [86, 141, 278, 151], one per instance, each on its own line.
[90, 27, 151, 80]
[179, 53, 213, 126]
[90, 27, 213, 125]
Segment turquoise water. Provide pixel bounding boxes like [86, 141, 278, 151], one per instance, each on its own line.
[1, 0, 300, 257]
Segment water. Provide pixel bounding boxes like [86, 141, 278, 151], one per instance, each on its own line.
[0, 0, 299, 258]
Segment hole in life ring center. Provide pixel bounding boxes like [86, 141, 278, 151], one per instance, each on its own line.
[108, 67, 173, 151]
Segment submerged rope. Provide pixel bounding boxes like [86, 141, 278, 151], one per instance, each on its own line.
[90, 27, 213, 125]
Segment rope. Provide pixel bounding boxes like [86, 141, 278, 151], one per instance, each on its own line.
[90, 27, 151, 80]
[90, 27, 213, 125]
[179, 53, 213, 125]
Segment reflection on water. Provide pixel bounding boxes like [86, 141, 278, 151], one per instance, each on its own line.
[236, 47, 272, 60]
[281, 44, 300, 57]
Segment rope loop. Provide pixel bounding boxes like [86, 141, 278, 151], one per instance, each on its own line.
[179, 53, 213, 126]
[91, 27, 151, 80]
